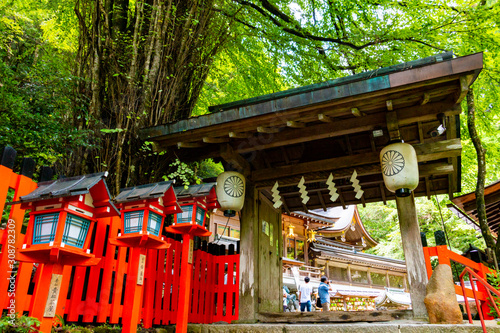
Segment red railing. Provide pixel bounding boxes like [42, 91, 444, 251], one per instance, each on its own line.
[0, 147, 239, 329]
[423, 245, 494, 319]
[460, 267, 500, 333]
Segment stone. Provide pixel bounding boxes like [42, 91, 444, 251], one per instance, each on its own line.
[424, 264, 463, 324]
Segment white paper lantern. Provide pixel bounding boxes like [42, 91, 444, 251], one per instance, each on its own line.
[380, 142, 419, 197]
[216, 171, 246, 217]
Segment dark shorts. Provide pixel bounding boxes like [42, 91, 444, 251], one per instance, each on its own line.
[300, 301, 311, 312]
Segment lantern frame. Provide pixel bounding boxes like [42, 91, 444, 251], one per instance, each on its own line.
[15, 172, 119, 266]
[165, 183, 219, 237]
[110, 181, 181, 250]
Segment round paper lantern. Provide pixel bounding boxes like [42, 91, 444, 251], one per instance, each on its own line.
[216, 171, 245, 217]
[380, 142, 419, 197]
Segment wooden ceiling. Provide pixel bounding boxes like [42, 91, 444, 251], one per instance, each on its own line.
[140, 53, 483, 213]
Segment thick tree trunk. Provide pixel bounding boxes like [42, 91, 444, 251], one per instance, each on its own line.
[466, 89, 496, 256]
[68, 0, 229, 192]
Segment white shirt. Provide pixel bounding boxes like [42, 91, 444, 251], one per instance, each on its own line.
[299, 283, 313, 302]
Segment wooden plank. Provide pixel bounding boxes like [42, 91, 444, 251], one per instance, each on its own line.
[257, 310, 412, 323]
[252, 139, 459, 182]
[235, 103, 461, 154]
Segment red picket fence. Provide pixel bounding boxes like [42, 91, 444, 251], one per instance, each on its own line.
[0, 147, 239, 327]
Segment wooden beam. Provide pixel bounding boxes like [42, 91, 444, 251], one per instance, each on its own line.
[386, 111, 400, 141]
[286, 121, 306, 128]
[251, 139, 460, 182]
[257, 310, 412, 323]
[455, 76, 470, 104]
[379, 184, 387, 205]
[229, 132, 252, 139]
[351, 108, 364, 117]
[220, 144, 251, 176]
[255, 162, 453, 189]
[420, 93, 431, 105]
[282, 197, 291, 214]
[318, 114, 332, 123]
[386, 100, 393, 111]
[418, 122, 424, 143]
[317, 192, 327, 211]
[203, 136, 229, 144]
[338, 189, 346, 209]
[235, 102, 462, 154]
[177, 141, 204, 148]
[413, 138, 461, 162]
[257, 126, 280, 134]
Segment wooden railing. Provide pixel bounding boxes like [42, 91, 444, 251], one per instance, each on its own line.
[423, 245, 494, 319]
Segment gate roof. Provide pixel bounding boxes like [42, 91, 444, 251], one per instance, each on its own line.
[140, 53, 483, 212]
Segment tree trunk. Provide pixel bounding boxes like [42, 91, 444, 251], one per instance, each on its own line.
[466, 89, 496, 256]
[67, 0, 230, 192]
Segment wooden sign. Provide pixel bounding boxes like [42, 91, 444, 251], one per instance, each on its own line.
[137, 254, 146, 285]
[188, 239, 194, 264]
[44, 274, 63, 317]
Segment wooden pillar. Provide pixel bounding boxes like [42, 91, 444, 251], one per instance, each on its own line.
[396, 195, 428, 319]
[238, 185, 258, 322]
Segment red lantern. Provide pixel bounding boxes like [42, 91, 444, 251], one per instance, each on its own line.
[166, 183, 219, 237]
[13, 172, 119, 332]
[110, 181, 180, 250]
[16, 172, 118, 266]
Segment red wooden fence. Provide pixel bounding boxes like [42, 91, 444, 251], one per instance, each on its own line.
[423, 245, 493, 319]
[0, 147, 239, 328]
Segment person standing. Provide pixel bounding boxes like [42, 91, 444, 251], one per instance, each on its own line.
[318, 276, 331, 311]
[298, 276, 313, 312]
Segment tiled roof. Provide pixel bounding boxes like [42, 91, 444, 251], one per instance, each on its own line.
[174, 183, 216, 199]
[114, 181, 175, 203]
[20, 172, 108, 202]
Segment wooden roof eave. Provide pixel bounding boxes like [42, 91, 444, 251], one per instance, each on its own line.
[140, 53, 482, 147]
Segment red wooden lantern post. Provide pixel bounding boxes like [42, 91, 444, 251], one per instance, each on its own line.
[165, 184, 220, 333]
[109, 181, 180, 333]
[14, 172, 119, 332]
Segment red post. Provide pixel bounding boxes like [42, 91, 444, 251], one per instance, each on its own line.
[30, 263, 66, 333]
[122, 246, 148, 333]
[176, 233, 193, 333]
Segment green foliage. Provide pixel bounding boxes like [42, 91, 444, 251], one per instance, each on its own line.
[0, 1, 92, 170]
[487, 272, 500, 318]
[359, 196, 486, 260]
[0, 314, 40, 333]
